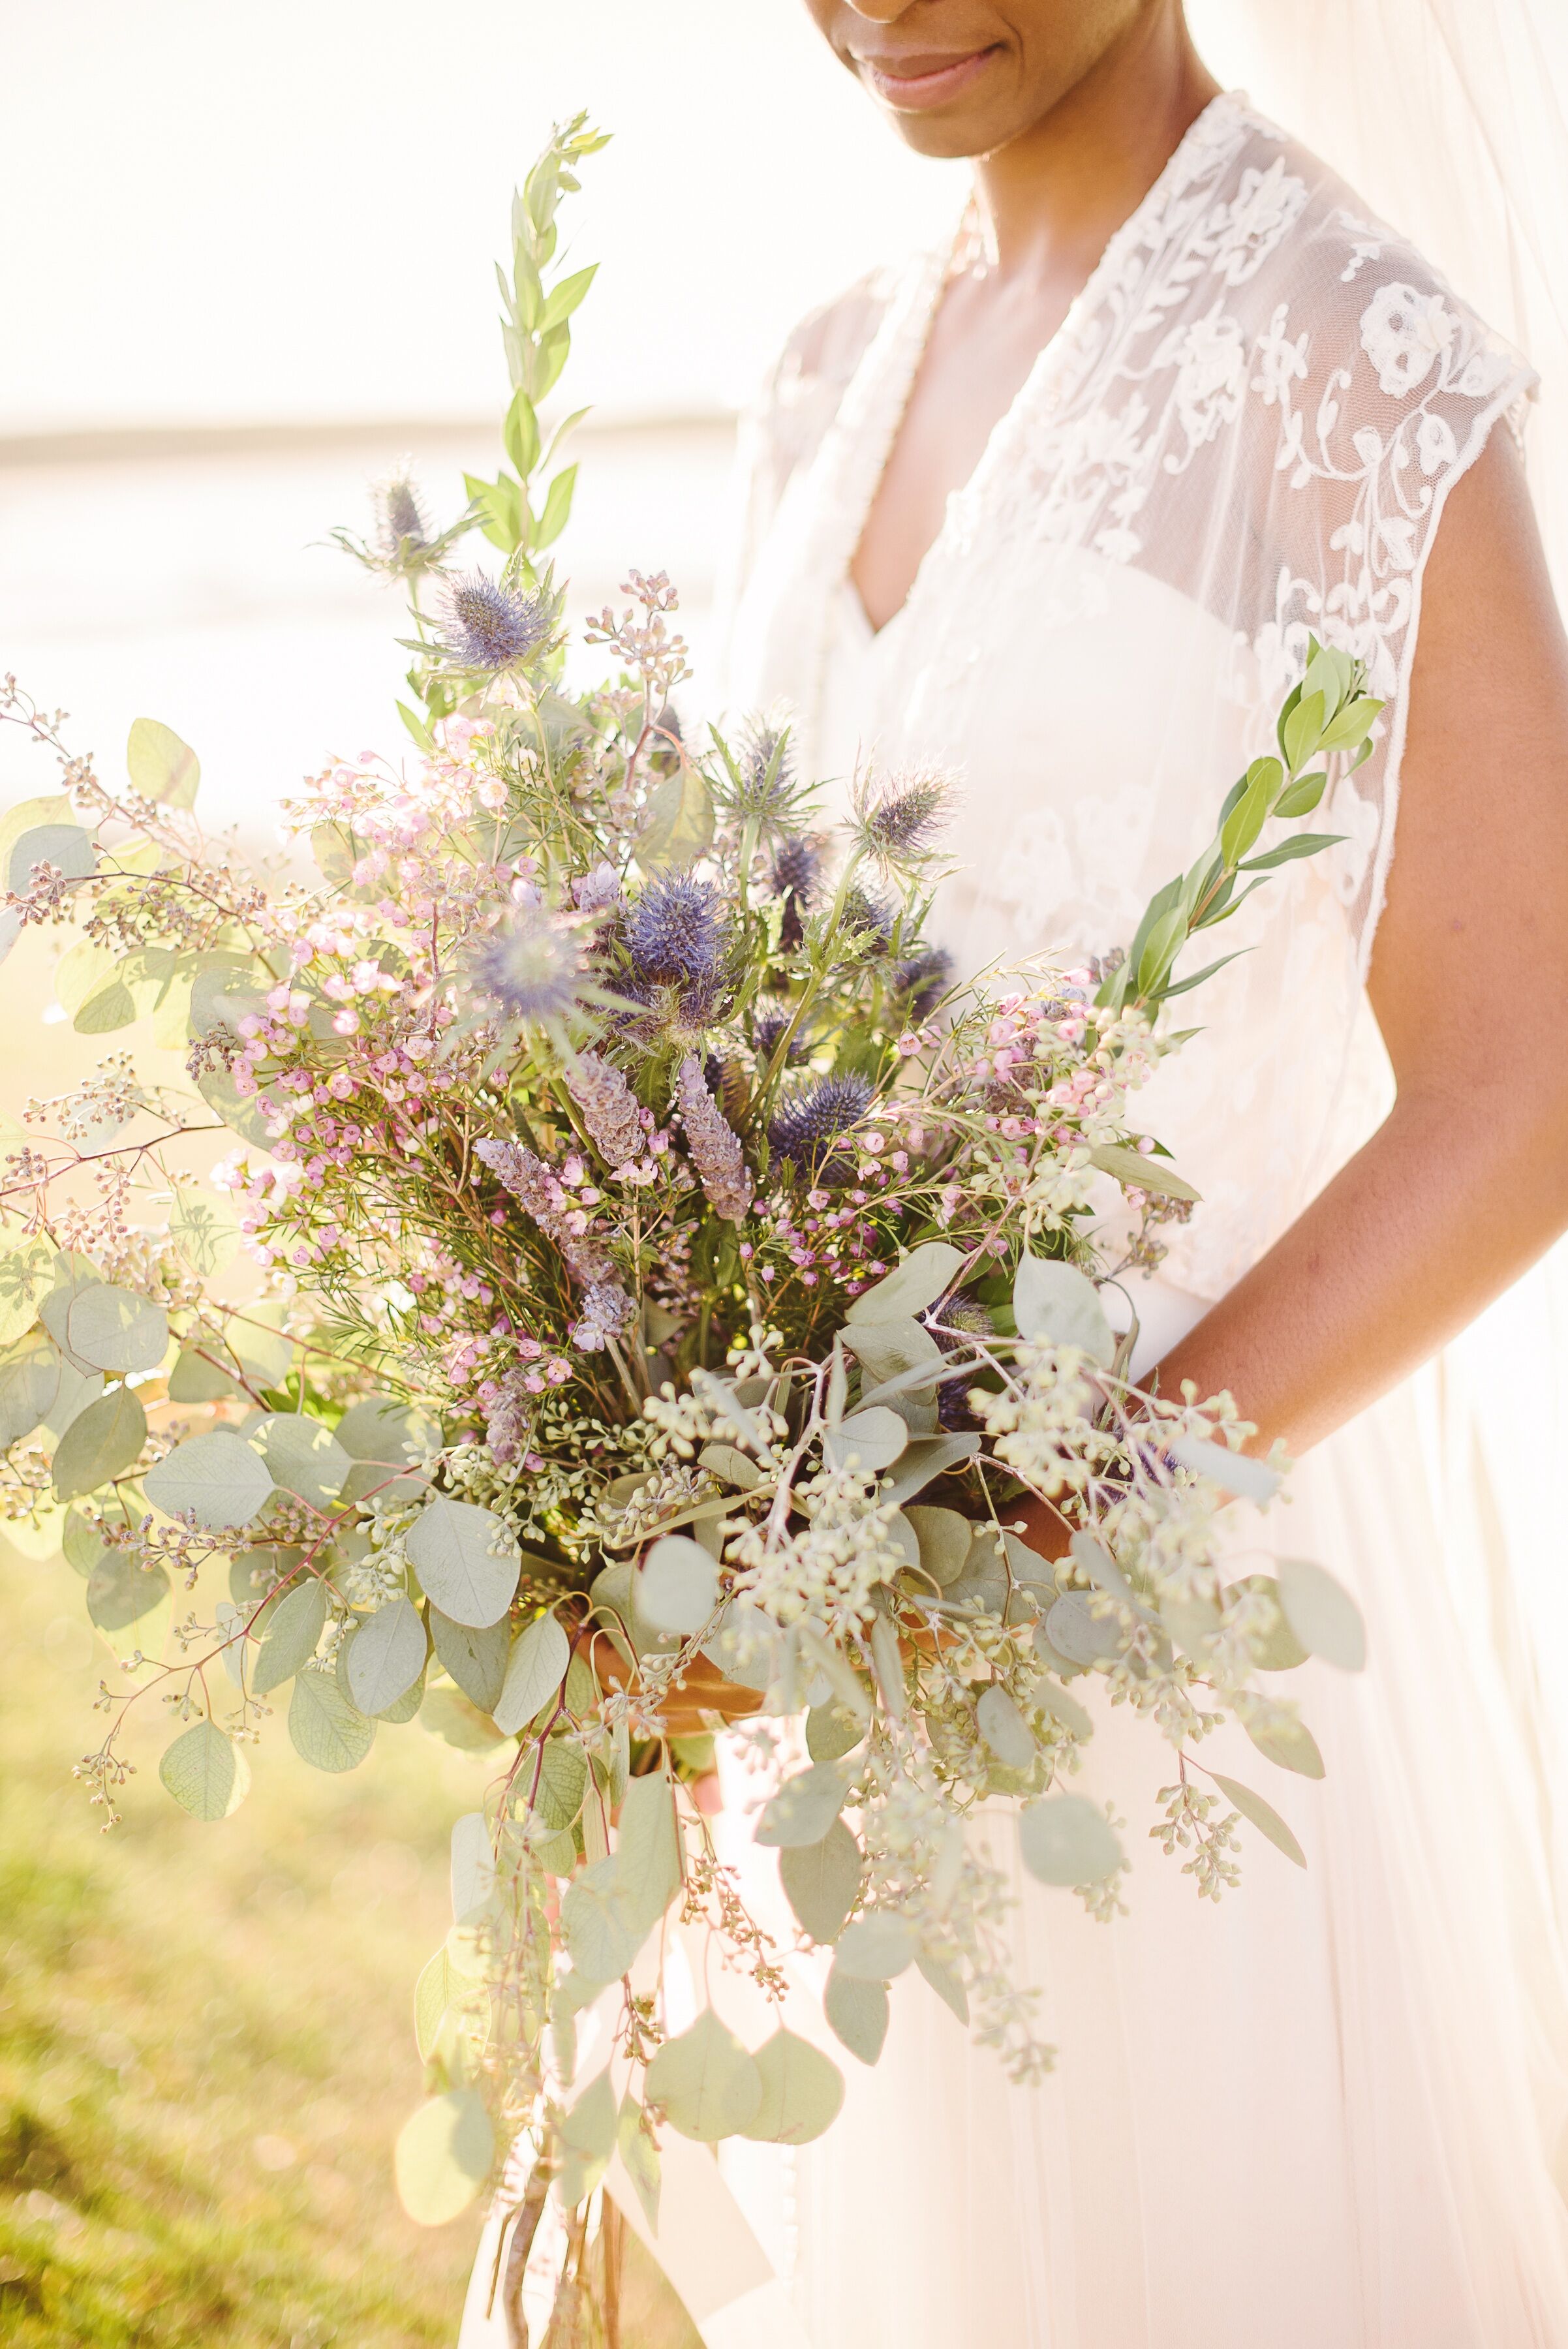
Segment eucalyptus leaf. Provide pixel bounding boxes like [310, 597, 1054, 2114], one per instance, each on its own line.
[8, 821, 95, 896]
[638, 1534, 719, 1633]
[905, 1505, 971, 1589]
[0, 1234, 58, 1349]
[429, 1610, 510, 1715]
[406, 1496, 519, 1628]
[52, 1385, 147, 1501]
[562, 1856, 649, 1984]
[840, 1317, 943, 1398]
[336, 1393, 439, 1464]
[778, 1817, 863, 1943]
[254, 1412, 351, 1513]
[168, 1193, 238, 1278]
[0, 1332, 61, 1450]
[251, 1577, 328, 1693]
[1229, 1573, 1310, 1671]
[916, 1950, 970, 2025]
[167, 1345, 239, 1404]
[1167, 1436, 1282, 1505]
[740, 2029, 844, 2145]
[844, 1242, 964, 1327]
[806, 1702, 865, 1764]
[976, 1683, 1036, 1770]
[145, 1430, 272, 1530]
[159, 1719, 248, 1820]
[1210, 1771, 1308, 1868]
[823, 1967, 889, 2065]
[346, 1595, 428, 1716]
[414, 1947, 471, 2063]
[882, 1431, 981, 1507]
[1011, 1255, 1116, 1367]
[637, 764, 715, 872]
[822, 1405, 908, 1475]
[833, 1911, 914, 1982]
[556, 2067, 617, 2207]
[61, 1284, 167, 1377]
[86, 1551, 170, 1649]
[1087, 1144, 1200, 1203]
[756, 1762, 848, 1850]
[492, 1612, 570, 1734]
[1043, 1593, 1124, 1667]
[127, 715, 201, 808]
[1278, 1556, 1366, 1672]
[529, 1736, 588, 1832]
[420, 1682, 508, 1755]
[394, 2091, 493, 2228]
[701, 1598, 780, 1692]
[1019, 1794, 1124, 1888]
[645, 2010, 761, 2142]
[289, 1663, 377, 1772]
[613, 1772, 683, 1932]
[617, 2095, 661, 2231]
[1244, 1712, 1327, 1780]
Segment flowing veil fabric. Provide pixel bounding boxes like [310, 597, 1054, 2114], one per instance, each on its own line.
[1190, 0, 1568, 1934]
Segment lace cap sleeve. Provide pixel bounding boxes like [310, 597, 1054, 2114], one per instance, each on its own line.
[1221, 154, 1539, 969]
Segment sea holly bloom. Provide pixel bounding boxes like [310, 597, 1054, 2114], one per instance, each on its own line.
[472, 902, 588, 1023]
[433, 570, 553, 674]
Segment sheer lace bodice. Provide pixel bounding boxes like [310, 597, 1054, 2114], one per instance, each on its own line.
[723, 90, 1533, 1302]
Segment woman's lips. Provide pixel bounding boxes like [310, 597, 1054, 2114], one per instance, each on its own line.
[854, 45, 1000, 111]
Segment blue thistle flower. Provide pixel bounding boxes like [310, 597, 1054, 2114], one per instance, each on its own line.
[472, 903, 587, 1021]
[850, 765, 953, 870]
[376, 467, 432, 560]
[839, 885, 895, 953]
[751, 1003, 806, 1068]
[771, 834, 818, 950]
[769, 1071, 874, 1181]
[891, 944, 953, 1019]
[625, 873, 728, 983]
[437, 570, 551, 672]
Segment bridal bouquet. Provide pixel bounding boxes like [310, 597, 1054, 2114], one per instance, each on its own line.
[0, 118, 1375, 2313]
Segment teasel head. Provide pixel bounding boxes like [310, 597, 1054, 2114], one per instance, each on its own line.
[848, 763, 954, 874]
[435, 570, 553, 673]
[624, 872, 728, 985]
[768, 1071, 875, 1184]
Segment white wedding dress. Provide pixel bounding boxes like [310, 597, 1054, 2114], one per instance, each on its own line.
[695, 89, 1568, 2349]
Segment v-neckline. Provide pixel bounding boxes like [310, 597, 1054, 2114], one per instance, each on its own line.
[844, 89, 1238, 643]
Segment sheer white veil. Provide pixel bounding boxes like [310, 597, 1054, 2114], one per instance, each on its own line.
[1193, 0, 1568, 1908]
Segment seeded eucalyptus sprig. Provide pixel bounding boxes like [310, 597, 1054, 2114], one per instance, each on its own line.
[1098, 637, 1383, 1017]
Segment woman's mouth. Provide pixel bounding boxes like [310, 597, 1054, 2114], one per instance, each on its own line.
[853, 44, 1002, 112]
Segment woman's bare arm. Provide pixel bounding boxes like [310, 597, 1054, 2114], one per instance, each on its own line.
[1144, 427, 1568, 1454]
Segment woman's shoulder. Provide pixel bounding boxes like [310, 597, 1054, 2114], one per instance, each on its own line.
[1202, 98, 1528, 409]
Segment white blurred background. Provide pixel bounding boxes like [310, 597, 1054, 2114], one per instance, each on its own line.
[1, 0, 967, 835]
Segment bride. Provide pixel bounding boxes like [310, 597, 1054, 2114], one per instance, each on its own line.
[698, 2, 1568, 2345]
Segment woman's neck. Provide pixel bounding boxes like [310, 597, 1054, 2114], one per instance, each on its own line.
[971, 8, 1221, 284]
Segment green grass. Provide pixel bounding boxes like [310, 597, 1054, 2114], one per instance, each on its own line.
[0, 1530, 495, 2347]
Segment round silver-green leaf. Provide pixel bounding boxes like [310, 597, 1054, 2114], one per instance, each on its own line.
[254, 1412, 350, 1512]
[844, 1242, 964, 1328]
[778, 1817, 863, 1944]
[833, 1911, 914, 1982]
[739, 2029, 844, 2145]
[406, 1496, 519, 1628]
[755, 1762, 847, 1849]
[394, 2091, 493, 2227]
[1011, 1255, 1115, 1366]
[145, 1429, 272, 1530]
[251, 1577, 328, 1694]
[289, 1663, 376, 1772]
[1019, 1793, 1124, 1888]
[822, 1405, 908, 1475]
[976, 1683, 1036, 1770]
[492, 1612, 570, 1734]
[823, 1967, 889, 2065]
[638, 1534, 719, 1635]
[0, 1334, 61, 1446]
[645, 2010, 761, 2142]
[345, 1594, 428, 1716]
[66, 1283, 168, 1376]
[159, 1719, 249, 1820]
[52, 1385, 147, 1501]
[1278, 1556, 1366, 1673]
[429, 1610, 510, 1716]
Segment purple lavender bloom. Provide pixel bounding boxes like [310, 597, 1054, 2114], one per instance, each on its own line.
[769, 1071, 874, 1182]
[565, 1049, 645, 1167]
[437, 570, 551, 672]
[676, 1054, 754, 1223]
[625, 873, 728, 983]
